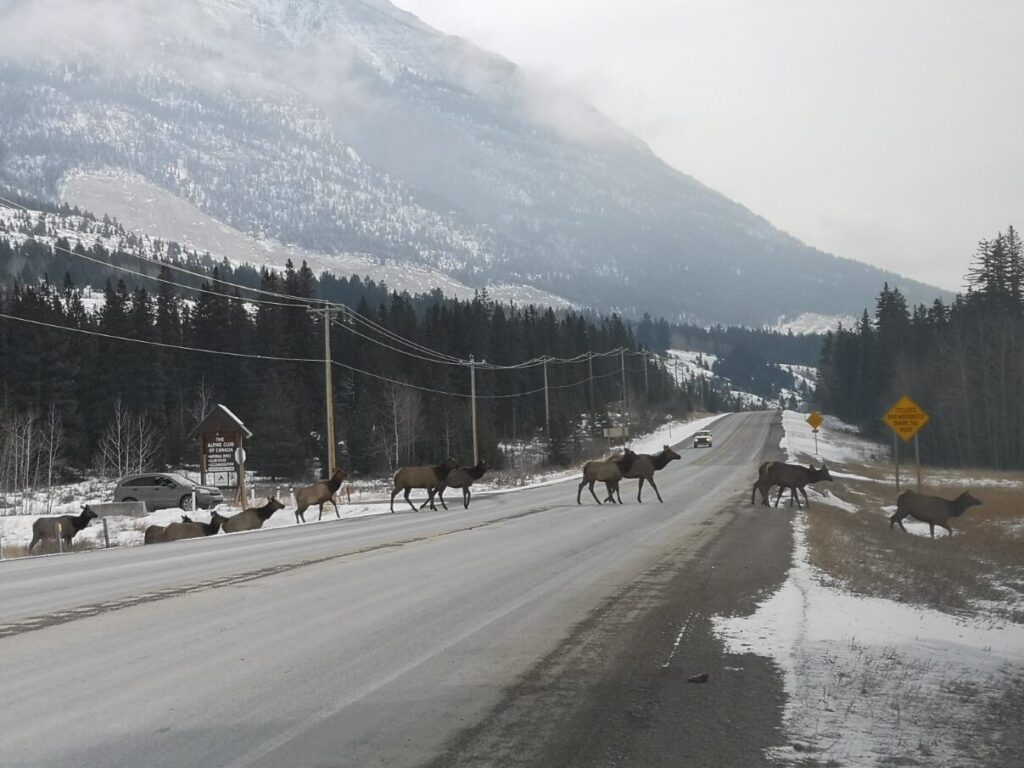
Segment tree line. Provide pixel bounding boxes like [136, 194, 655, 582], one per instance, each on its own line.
[816, 227, 1024, 469]
[0, 238, 711, 497]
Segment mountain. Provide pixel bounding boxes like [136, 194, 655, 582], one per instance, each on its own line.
[0, 0, 947, 325]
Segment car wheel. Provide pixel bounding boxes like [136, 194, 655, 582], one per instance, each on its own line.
[122, 497, 137, 502]
[180, 494, 194, 511]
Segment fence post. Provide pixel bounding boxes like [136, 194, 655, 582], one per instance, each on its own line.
[102, 518, 110, 549]
[57, 521, 64, 554]
[191, 490, 197, 512]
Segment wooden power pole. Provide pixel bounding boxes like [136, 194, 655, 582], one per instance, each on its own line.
[309, 306, 342, 474]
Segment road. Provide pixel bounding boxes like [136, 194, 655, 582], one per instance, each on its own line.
[0, 411, 790, 768]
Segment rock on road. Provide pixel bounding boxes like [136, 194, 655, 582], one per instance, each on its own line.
[0, 411, 791, 767]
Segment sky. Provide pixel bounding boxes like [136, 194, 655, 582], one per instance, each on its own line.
[394, 0, 1023, 292]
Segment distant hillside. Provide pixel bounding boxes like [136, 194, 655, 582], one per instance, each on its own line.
[0, 0, 949, 324]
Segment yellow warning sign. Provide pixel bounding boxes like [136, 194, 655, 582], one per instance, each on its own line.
[883, 396, 930, 442]
[806, 411, 823, 430]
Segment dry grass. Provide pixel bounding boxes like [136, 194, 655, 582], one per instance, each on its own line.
[806, 468, 1024, 622]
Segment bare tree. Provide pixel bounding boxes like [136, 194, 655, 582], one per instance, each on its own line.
[387, 383, 422, 466]
[97, 398, 163, 478]
[42, 405, 65, 513]
[187, 377, 216, 428]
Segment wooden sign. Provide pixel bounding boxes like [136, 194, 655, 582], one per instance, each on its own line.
[883, 396, 930, 442]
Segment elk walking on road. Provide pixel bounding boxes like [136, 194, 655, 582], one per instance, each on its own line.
[603, 445, 681, 503]
[577, 450, 638, 505]
[421, 461, 490, 510]
[294, 468, 349, 523]
[391, 458, 460, 512]
[751, 461, 832, 508]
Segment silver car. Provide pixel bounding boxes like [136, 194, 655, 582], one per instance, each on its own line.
[113, 473, 224, 511]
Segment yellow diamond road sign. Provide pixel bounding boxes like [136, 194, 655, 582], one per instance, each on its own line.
[806, 411, 823, 430]
[884, 396, 930, 442]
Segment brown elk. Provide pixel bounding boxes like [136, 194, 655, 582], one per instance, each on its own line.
[162, 511, 227, 542]
[294, 468, 349, 523]
[391, 458, 460, 512]
[421, 461, 490, 510]
[603, 445, 681, 503]
[751, 461, 832, 507]
[577, 450, 638, 505]
[144, 514, 194, 544]
[890, 490, 981, 538]
[224, 498, 286, 533]
[29, 507, 98, 553]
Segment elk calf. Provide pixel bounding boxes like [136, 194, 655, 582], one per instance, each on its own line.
[890, 490, 981, 538]
[295, 468, 349, 523]
[29, 507, 98, 553]
[225, 498, 286, 533]
[577, 450, 637, 505]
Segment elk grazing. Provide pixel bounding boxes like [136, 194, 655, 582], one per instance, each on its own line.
[294, 468, 349, 523]
[603, 445, 681, 503]
[29, 506, 98, 553]
[422, 461, 490, 510]
[144, 514, 194, 545]
[224, 498, 286, 533]
[890, 490, 981, 538]
[161, 511, 227, 542]
[577, 449, 638, 505]
[751, 461, 833, 508]
[391, 457, 460, 512]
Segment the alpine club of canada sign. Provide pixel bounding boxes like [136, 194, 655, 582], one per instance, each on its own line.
[883, 396, 930, 442]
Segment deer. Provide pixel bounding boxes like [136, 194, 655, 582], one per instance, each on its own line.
[162, 511, 227, 542]
[422, 461, 490, 510]
[577, 449, 638, 505]
[602, 445, 681, 503]
[29, 506, 98, 553]
[224, 498, 286, 533]
[751, 461, 833, 508]
[391, 458, 460, 512]
[144, 514, 194, 544]
[294, 468, 349, 523]
[889, 490, 981, 538]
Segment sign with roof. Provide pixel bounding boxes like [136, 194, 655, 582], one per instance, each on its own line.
[192, 404, 253, 489]
[883, 396, 930, 442]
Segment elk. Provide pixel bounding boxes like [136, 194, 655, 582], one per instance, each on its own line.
[294, 468, 349, 523]
[751, 461, 832, 507]
[577, 450, 638, 505]
[603, 445, 681, 503]
[162, 511, 227, 542]
[144, 514, 194, 545]
[391, 457, 460, 512]
[889, 490, 981, 538]
[29, 507, 98, 553]
[224, 498, 285, 533]
[422, 461, 490, 510]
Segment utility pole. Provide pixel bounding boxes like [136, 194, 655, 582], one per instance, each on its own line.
[643, 352, 649, 403]
[620, 348, 628, 434]
[588, 352, 594, 413]
[309, 305, 342, 474]
[470, 354, 479, 466]
[543, 356, 551, 437]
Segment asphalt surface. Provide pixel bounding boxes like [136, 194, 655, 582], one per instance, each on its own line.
[0, 410, 790, 768]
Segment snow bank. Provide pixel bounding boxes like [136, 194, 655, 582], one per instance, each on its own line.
[780, 409, 885, 466]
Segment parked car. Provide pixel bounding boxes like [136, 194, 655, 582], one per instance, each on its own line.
[693, 429, 713, 448]
[113, 473, 224, 511]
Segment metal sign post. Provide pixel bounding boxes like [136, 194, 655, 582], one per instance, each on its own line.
[883, 396, 930, 496]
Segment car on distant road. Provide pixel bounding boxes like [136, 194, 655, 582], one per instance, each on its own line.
[693, 429, 713, 448]
[113, 473, 224, 511]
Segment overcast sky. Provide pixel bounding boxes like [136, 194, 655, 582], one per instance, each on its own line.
[395, 0, 1023, 292]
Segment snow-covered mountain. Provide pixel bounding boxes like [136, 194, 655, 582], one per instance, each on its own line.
[0, 0, 946, 324]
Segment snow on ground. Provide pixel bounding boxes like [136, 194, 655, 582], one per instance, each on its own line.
[714, 513, 1024, 766]
[773, 312, 854, 335]
[0, 414, 729, 555]
[713, 409, 1024, 765]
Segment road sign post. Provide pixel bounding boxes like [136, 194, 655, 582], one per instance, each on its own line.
[806, 411, 823, 456]
[883, 396, 930, 494]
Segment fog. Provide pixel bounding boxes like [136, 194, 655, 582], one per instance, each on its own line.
[395, 0, 1024, 292]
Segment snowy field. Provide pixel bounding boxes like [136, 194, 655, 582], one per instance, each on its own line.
[0, 413, 727, 556]
[715, 410, 1024, 766]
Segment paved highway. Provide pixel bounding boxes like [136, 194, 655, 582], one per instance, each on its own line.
[0, 411, 784, 768]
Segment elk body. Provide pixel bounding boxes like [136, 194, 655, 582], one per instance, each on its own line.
[224, 498, 285, 533]
[144, 514, 194, 544]
[890, 490, 981, 538]
[391, 458, 460, 512]
[161, 511, 227, 542]
[294, 468, 349, 523]
[422, 461, 490, 510]
[29, 507, 98, 553]
[603, 445, 681, 503]
[751, 461, 832, 507]
[577, 450, 638, 505]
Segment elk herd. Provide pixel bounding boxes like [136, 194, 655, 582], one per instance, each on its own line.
[22, 423, 984, 557]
